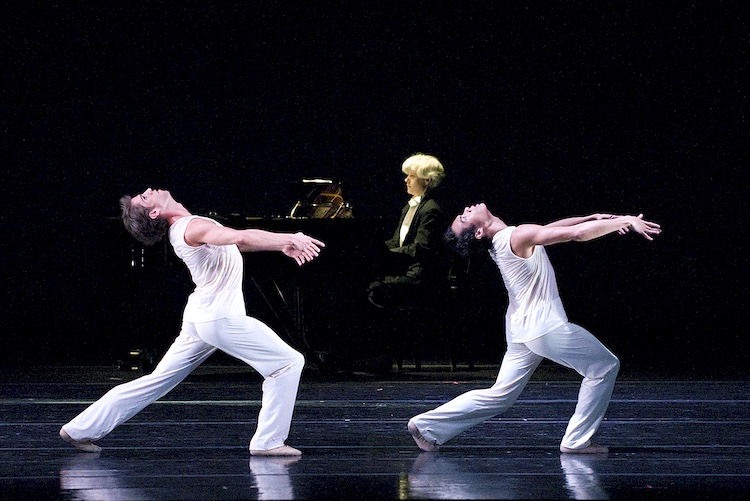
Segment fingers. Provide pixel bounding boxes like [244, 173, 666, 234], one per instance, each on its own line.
[303, 245, 321, 259]
[300, 241, 322, 254]
[296, 232, 326, 248]
[642, 219, 662, 233]
[293, 246, 322, 266]
[637, 214, 661, 229]
[296, 235, 325, 253]
[288, 233, 326, 266]
[638, 224, 661, 240]
[295, 253, 312, 266]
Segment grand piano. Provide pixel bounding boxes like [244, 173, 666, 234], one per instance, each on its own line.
[228, 180, 394, 370]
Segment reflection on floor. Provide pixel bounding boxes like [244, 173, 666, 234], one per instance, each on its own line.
[1, 364, 749, 500]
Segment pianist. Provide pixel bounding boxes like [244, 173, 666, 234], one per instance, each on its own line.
[367, 153, 447, 309]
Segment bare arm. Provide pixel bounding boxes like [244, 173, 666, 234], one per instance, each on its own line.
[185, 219, 325, 266]
[510, 214, 661, 258]
[544, 213, 620, 228]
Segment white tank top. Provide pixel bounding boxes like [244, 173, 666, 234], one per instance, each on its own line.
[490, 227, 568, 343]
[169, 216, 246, 323]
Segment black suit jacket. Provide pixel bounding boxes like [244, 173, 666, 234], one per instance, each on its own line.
[384, 193, 445, 281]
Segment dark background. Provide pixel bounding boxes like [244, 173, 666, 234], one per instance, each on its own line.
[2, 2, 747, 378]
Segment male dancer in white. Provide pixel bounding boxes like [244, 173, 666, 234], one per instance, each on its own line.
[408, 203, 661, 454]
[60, 188, 324, 456]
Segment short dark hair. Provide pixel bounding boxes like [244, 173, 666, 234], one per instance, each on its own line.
[443, 225, 491, 257]
[119, 195, 169, 246]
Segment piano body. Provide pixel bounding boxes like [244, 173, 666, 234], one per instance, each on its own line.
[213, 180, 384, 364]
[235, 218, 385, 357]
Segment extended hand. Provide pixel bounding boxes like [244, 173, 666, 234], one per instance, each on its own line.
[625, 214, 662, 241]
[594, 213, 630, 235]
[283, 232, 325, 265]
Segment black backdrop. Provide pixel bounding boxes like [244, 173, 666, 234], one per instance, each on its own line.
[2, 2, 747, 378]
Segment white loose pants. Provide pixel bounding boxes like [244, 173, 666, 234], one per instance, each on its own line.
[63, 315, 305, 451]
[410, 323, 619, 450]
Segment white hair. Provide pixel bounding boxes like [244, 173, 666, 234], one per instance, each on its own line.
[401, 153, 446, 188]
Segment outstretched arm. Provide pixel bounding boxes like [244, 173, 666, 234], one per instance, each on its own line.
[185, 219, 325, 266]
[510, 214, 661, 258]
[544, 213, 620, 227]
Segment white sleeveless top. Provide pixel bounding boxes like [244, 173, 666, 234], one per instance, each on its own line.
[489, 227, 568, 343]
[169, 216, 246, 323]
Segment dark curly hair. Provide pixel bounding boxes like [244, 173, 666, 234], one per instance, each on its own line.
[119, 195, 170, 246]
[443, 225, 491, 258]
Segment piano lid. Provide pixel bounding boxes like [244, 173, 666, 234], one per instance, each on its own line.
[289, 179, 353, 219]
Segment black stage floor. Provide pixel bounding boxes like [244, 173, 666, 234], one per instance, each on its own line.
[1, 363, 749, 500]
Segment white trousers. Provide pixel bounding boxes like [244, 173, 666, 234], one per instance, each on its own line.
[63, 315, 305, 451]
[410, 323, 619, 450]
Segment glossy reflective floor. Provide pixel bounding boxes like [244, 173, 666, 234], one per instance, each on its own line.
[2, 364, 749, 500]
